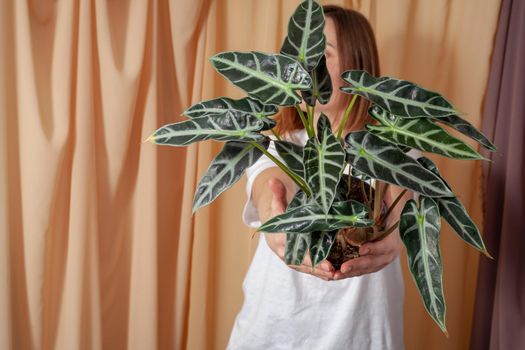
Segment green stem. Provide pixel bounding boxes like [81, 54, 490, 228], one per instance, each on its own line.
[380, 189, 408, 226]
[346, 169, 352, 198]
[295, 105, 313, 138]
[360, 181, 371, 211]
[371, 220, 399, 241]
[270, 128, 281, 141]
[369, 180, 373, 207]
[306, 105, 312, 131]
[337, 94, 358, 140]
[311, 70, 318, 133]
[250, 141, 311, 197]
[311, 103, 316, 133]
[374, 182, 390, 221]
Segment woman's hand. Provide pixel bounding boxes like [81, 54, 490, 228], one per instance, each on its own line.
[264, 178, 335, 281]
[333, 229, 403, 280]
[332, 185, 410, 280]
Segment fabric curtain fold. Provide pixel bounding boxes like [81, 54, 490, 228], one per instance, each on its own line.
[470, 0, 525, 349]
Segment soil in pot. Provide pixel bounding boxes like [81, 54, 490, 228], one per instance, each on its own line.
[326, 176, 385, 269]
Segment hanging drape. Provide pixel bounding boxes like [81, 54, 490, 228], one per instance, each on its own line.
[469, 0, 525, 349]
[0, 0, 500, 349]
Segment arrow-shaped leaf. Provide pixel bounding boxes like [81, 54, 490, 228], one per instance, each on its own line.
[304, 114, 345, 213]
[210, 51, 312, 106]
[285, 233, 310, 266]
[148, 112, 266, 146]
[275, 140, 305, 178]
[329, 200, 374, 230]
[302, 55, 333, 106]
[183, 97, 278, 130]
[367, 105, 484, 160]
[193, 140, 269, 212]
[309, 230, 337, 267]
[435, 114, 496, 152]
[416, 157, 491, 257]
[344, 131, 453, 197]
[259, 200, 373, 234]
[284, 190, 310, 265]
[341, 70, 460, 118]
[280, 0, 325, 71]
[438, 197, 492, 258]
[400, 197, 447, 334]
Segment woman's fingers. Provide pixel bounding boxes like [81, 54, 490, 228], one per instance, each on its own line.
[291, 253, 335, 279]
[333, 253, 393, 280]
[266, 177, 337, 280]
[317, 260, 336, 273]
[359, 231, 402, 257]
[330, 230, 404, 280]
[289, 264, 334, 280]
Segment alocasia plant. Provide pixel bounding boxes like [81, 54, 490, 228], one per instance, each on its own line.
[146, 0, 495, 335]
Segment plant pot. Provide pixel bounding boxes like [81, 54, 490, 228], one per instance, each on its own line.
[327, 177, 386, 269]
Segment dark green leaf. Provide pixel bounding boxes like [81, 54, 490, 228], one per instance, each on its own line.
[439, 197, 491, 257]
[436, 114, 496, 152]
[285, 233, 310, 265]
[289, 189, 308, 209]
[275, 140, 304, 178]
[367, 105, 484, 160]
[350, 167, 371, 182]
[309, 230, 337, 267]
[259, 200, 373, 234]
[148, 112, 266, 146]
[301, 55, 332, 106]
[210, 51, 312, 106]
[416, 157, 491, 257]
[344, 131, 454, 197]
[329, 200, 374, 230]
[280, 0, 325, 71]
[400, 197, 447, 334]
[341, 70, 460, 118]
[284, 190, 310, 265]
[183, 97, 278, 130]
[193, 140, 269, 211]
[304, 115, 345, 213]
[416, 156, 440, 176]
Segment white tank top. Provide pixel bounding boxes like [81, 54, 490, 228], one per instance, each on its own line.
[227, 129, 405, 350]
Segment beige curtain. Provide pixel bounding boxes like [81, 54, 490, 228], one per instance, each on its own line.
[0, 0, 500, 349]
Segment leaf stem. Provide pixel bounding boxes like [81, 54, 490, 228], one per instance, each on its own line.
[311, 69, 318, 133]
[295, 105, 313, 138]
[306, 105, 312, 131]
[250, 141, 311, 196]
[346, 170, 352, 198]
[370, 220, 400, 242]
[360, 181, 371, 211]
[270, 128, 281, 141]
[374, 182, 390, 221]
[380, 189, 408, 226]
[337, 94, 358, 140]
[311, 103, 316, 133]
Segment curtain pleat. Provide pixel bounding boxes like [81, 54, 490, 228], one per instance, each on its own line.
[470, 0, 525, 349]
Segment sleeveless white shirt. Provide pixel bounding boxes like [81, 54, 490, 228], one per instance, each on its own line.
[227, 129, 405, 350]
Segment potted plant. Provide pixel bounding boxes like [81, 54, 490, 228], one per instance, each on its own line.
[146, 0, 495, 335]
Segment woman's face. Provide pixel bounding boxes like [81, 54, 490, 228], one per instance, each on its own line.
[324, 17, 341, 87]
[307, 17, 346, 121]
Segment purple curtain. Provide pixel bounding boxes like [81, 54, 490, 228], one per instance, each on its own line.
[470, 0, 525, 349]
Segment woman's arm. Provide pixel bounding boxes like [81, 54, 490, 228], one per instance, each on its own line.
[252, 167, 335, 280]
[333, 185, 411, 279]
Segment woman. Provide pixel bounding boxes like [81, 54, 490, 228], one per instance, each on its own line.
[227, 6, 407, 349]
